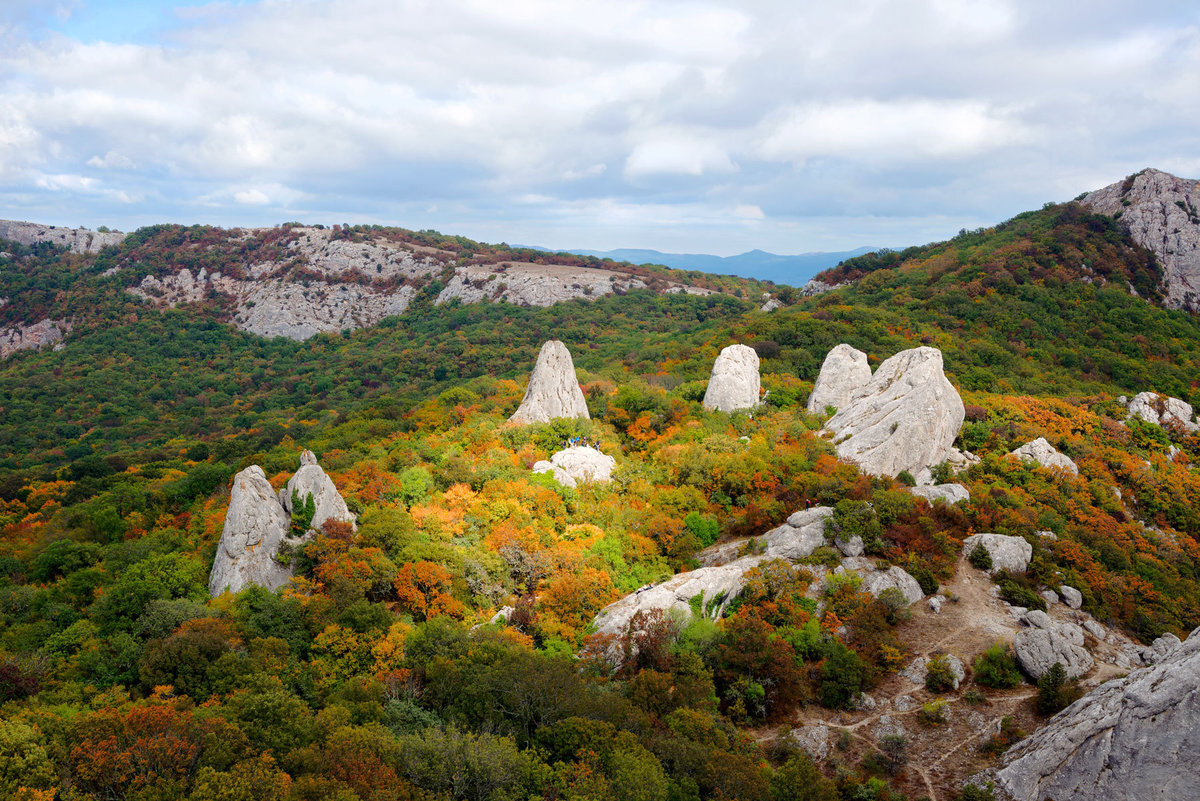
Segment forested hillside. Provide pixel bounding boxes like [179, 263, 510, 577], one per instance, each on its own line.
[2, 196, 1199, 801]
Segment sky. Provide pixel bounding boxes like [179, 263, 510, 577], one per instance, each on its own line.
[1, 1, 1198, 255]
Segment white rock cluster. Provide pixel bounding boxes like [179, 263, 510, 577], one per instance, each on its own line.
[509, 340, 590, 424]
[209, 451, 356, 597]
[1126, 391, 1199, 433]
[962, 533, 1033, 574]
[702, 344, 761, 413]
[992, 625, 1200, 801]
[1010, 437, 1079, 475]
[532, 446, 616, 488]
[0, 318, 71, 359]
[909, 483, 970, 505]
[818, 345, 965, 479]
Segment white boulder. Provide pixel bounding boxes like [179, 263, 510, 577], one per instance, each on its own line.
[807, 344, 871, 413]
[963, 533, 1033, 574]
[702, 344, 761, 412]
[1060, 585, 1083, 609]
[532, 446, 616, 489]
[509, 340, 590, 424]
[909, 483, 970, 505]
[785, 723, 830, 761]
[824, 346, 965, 479]
[279, 450, 357, 533]
[1010, 438, 1079, 475]
[1013, 609, 1094, 680]
[209, 466, 297, 597]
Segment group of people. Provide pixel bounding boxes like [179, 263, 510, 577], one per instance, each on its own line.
[564, 436, 598, 449]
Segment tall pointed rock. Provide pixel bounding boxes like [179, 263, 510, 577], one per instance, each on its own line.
[807, 343, 871, 413]
[509, 340, 590, 424]
[279, 450, 357, 534]
[209, 465, 295, 597]
[702, 344, 760, 412]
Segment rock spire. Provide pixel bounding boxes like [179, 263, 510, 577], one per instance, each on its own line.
[509, 340, 590, 424]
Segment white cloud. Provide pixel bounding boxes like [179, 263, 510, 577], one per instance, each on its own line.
[233, 188, 270, 205]
[87, 151, 135, 169]
[624, 133, 736, 178]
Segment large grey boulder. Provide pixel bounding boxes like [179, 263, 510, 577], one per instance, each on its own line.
[279, 450, 356, 534]
[1142, 632, 1183, 665]
[509, 340, 590, 424]
[532, 446, 616, 489]
[1010, 437, 1079, 475]
[963, 533, 1032, 574]
[909, 483, 970, 505]
[1060, 585, 1083, 609]
[807, 344, 871, 413]
[1082, 168, 1200, 311]
[209, 466, 297, 596]
[824, 347, 965, 478]
[785, 723, 831, 761]
[702, 344, 761, 412]
[1127, 391, 1199, 433]
[1013, 610, 1094, 680]
[698, 506, 833, 567]
[854, 562, 926, 606]
[992, 625, 1200, 801]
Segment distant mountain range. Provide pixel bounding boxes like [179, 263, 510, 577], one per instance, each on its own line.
[527, 246, 879, 286]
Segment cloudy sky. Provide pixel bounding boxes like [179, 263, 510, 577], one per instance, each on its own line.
[1, 1, 1198, 254]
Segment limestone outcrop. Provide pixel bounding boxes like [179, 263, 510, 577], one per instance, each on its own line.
[532, 446, 616, 489]
[0, 319, 71, 359]
[1013, 609, 1094, 680]
[1082, 168, 1200, 311]
[509, 341, 590, 424]
[208, 466, 297, 596]
[702, 344, 761, 413]
[844, 559, 925, 606]
[909, 483, 970, 505]
[1127, 391, 1199, 433]
[806, 344, 871, 413]
[823, 346, 965, 478]
[991, 625, 1200, 801]
[0, 219, 126, 253]
[279, 450, 356, 534]
[1059, 585, 1083, 609]
[962, 533, 1032, 574]
[1010, 437, 1079, 475]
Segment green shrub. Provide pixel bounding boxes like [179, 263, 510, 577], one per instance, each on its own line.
[1036, 662, 1081, 715]
[968, 544, 993, 571]
[973, 642, 1022, 688]
[924, 654, 957, 693]
[908, 563, 939, 596]
[918, 698, 949, 725]
[997, 576, 1047, 612]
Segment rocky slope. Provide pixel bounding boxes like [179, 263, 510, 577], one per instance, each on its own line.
[0, 219, 127, 254]
[1083, 168, 1200, 311]
[0, 318, 71, 359]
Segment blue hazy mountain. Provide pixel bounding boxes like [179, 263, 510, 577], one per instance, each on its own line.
[528, 246, 879, 286]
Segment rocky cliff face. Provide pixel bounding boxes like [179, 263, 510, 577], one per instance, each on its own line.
[208, 465, 297, 596]
[125, 226, 708, 341]
[0, 318, 71, 359]
[823, 346, 965, 479]
[0, 220, 127, 253]
[509, 340, 590, 424]
[702, 344, 761, 413]
[1082, 169, 1200, 311]
[989, 626, 1200, 801]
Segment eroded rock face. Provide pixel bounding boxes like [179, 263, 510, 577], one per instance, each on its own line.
[0, 219, 126, 253]
[1127, 391, 1199, 433]
[702, 344, 761, 413]
[963, 533, 1032, 574]
[279, 450, 356, 534]
[1013, 609, 1094, 680]
[1010, 437, 1079, 475]
[992, 626, 1200, 801]
[909, 483, 970, 505]
[824, 347, 965, 478]
[532, 446, 616, 489]
[209, 466, 297, 596]
[806, 344, 871, 413]
[785, 724, 830, 761]
[1082, 168, 1200, 311]
[0, 319, 71, 359]
[509, 341, 590, 424]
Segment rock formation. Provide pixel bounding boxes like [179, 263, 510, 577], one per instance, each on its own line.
[532, 446, 616, 489]
[1059, 585, 1083, 609]
[806, 344, 871, 413]
[901, 654, 966, 690]
[1127, 391, 1200, 433]
[0, 219, 127, 254]
[1009, 437, 1079, 475]
[1082, 168, 1200, 311]
[0, 319, 71, 359]
[909, 483, 970, 505]
[208, 466, 297, 597]
[991, 626, 1200, 801]
[279, 450, 356, 534]
[702, 344, 761, 413]
[1013, 609, 1094, 680]
[823, 346, 965, 478]
[785, 724, 830, 761]
[962, 533, 1032, 574]
[844, 558, 925, 606]
[508, 341, 590, 424]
